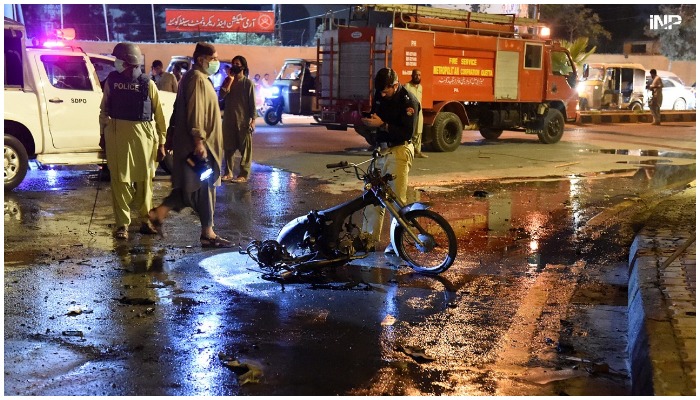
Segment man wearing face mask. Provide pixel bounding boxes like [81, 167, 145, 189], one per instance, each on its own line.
[148, 42, 233, 248]
[221, 55, 256, 183]
[99, 42, 167, 240]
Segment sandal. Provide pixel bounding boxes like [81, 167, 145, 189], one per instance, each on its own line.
[221, 175, 234, 182]
[147, 208, 164, 234]
[200, 235, 234, 248]
[115, 226, 129, 240]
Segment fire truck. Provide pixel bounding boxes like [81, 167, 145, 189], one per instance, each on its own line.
[316, 4, 579, 151]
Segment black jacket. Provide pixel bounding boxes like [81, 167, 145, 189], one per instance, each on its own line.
[371, 84, 420, 145]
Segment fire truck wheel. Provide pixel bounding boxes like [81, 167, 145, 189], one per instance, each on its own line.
[354, 125, 377, 146]
[479, 127, 503, 140]
[431, 112, 462, 152]
[538, 108, 565, 144]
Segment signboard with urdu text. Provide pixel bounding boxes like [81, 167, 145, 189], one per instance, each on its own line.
[165, 9, 275, 33]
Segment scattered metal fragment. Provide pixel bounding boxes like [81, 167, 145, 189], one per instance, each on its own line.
[218, 353, 264, 385]
[398, 344, 435, 364]
[381, 314, 397, 326]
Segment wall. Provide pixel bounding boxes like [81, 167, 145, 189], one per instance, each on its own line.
[586, 53, 696, 85]
[72, 41, 317, 80]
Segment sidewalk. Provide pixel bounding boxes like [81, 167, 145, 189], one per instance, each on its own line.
[628, 181, 696, 395]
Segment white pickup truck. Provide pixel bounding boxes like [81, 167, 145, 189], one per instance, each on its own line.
[4, 19, 174, 190]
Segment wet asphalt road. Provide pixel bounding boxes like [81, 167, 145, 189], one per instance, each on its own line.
[4, 118, 696, 395]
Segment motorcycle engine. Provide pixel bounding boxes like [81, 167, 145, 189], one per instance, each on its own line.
[257, 240, 285, 266]
[338, 237, 355, 256]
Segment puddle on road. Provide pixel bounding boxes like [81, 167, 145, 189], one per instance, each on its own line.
[582, 149, 695, 159]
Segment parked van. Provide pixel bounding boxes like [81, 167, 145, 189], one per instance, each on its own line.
[577, 63, 647, 111]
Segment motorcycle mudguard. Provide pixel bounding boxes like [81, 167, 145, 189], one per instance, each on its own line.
[276, 215, 309, 253]
[390, 202, 430, 251]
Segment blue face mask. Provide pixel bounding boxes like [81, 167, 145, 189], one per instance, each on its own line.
[205, 60, 220, 76]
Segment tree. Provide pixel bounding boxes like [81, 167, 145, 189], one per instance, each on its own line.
[539, 5, 611, 47]
[560, 37, 597, 72]
[213, 32, 275, 46]
[645, 4, 696, 61]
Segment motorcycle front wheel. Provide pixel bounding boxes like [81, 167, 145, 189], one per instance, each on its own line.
[392, 209, 457, 274]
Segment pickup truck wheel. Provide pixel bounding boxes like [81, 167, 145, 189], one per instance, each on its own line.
[4, 135, 28, 191]
[264, 108, 281, 125]
[537, 108, 564, 144]
[431, 112, 462, 152]
[354, 125, 377, 147]
[479, 127, 503, 140]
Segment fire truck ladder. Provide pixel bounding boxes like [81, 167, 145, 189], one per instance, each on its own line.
[371, 4, 548, 38]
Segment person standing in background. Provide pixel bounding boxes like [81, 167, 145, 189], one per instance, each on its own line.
[150, 59, 178, 93]
[405, 69, 427, 158]
[221, 55, 256, 183]
[99, 42, 167, 240]
[647, 69, 663, 125]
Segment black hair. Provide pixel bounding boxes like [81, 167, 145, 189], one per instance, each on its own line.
[232, 55, 250, 77]
[374, 68, 398, 91]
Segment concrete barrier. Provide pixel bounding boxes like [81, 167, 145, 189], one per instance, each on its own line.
[577, 111, 696, 125]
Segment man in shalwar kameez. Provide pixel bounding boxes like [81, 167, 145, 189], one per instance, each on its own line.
[148, 42, 233, 248]
[99, 42, 166, 240]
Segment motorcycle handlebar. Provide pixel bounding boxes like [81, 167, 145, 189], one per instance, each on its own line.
[326, 161, 349, 169]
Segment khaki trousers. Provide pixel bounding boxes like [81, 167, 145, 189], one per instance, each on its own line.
[362, 142, 414, 244]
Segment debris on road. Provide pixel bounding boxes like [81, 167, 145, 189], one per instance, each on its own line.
[219, 353, 263, 385]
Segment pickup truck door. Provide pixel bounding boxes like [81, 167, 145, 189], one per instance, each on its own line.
[36, 53, 103, 150]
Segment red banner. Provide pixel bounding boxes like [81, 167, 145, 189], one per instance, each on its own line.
[165, 10, 275, 33]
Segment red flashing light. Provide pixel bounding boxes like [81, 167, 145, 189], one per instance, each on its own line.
[43, 40, 65, 48]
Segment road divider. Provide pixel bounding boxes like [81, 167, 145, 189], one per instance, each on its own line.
[577, 110, 696, 125]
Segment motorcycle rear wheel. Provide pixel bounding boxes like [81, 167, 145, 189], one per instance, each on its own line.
[392, 209, 457, 274]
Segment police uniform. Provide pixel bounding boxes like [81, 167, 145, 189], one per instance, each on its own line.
[362, 84, 419, 246]
[99, 71, 166, 231]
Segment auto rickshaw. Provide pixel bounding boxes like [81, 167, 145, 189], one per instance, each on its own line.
[262, 58, 320, 125]
[577, 63, 647, 111]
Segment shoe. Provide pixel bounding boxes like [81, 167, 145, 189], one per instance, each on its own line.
[139, 220, 158, 235]
[415, 152, 428, 158]
[200, 235, 234, 248]
[384, 243, 397, 256]
[221, 175, 234, 182]
[147, 208, 164, 235]
[232, 176, 248, 183]
[652, 122, 661, 125]
[115, 226, 129, 240]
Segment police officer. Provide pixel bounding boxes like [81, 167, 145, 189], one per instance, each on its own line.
[361, 67, 419, 254]
[99, 42, 167, 240]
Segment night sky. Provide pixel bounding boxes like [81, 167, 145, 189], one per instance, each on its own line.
[586, 4, 661, 52]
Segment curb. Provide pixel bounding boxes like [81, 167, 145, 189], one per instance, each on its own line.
[578, 111, 696, 124]
[626, 186, 696, 395]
